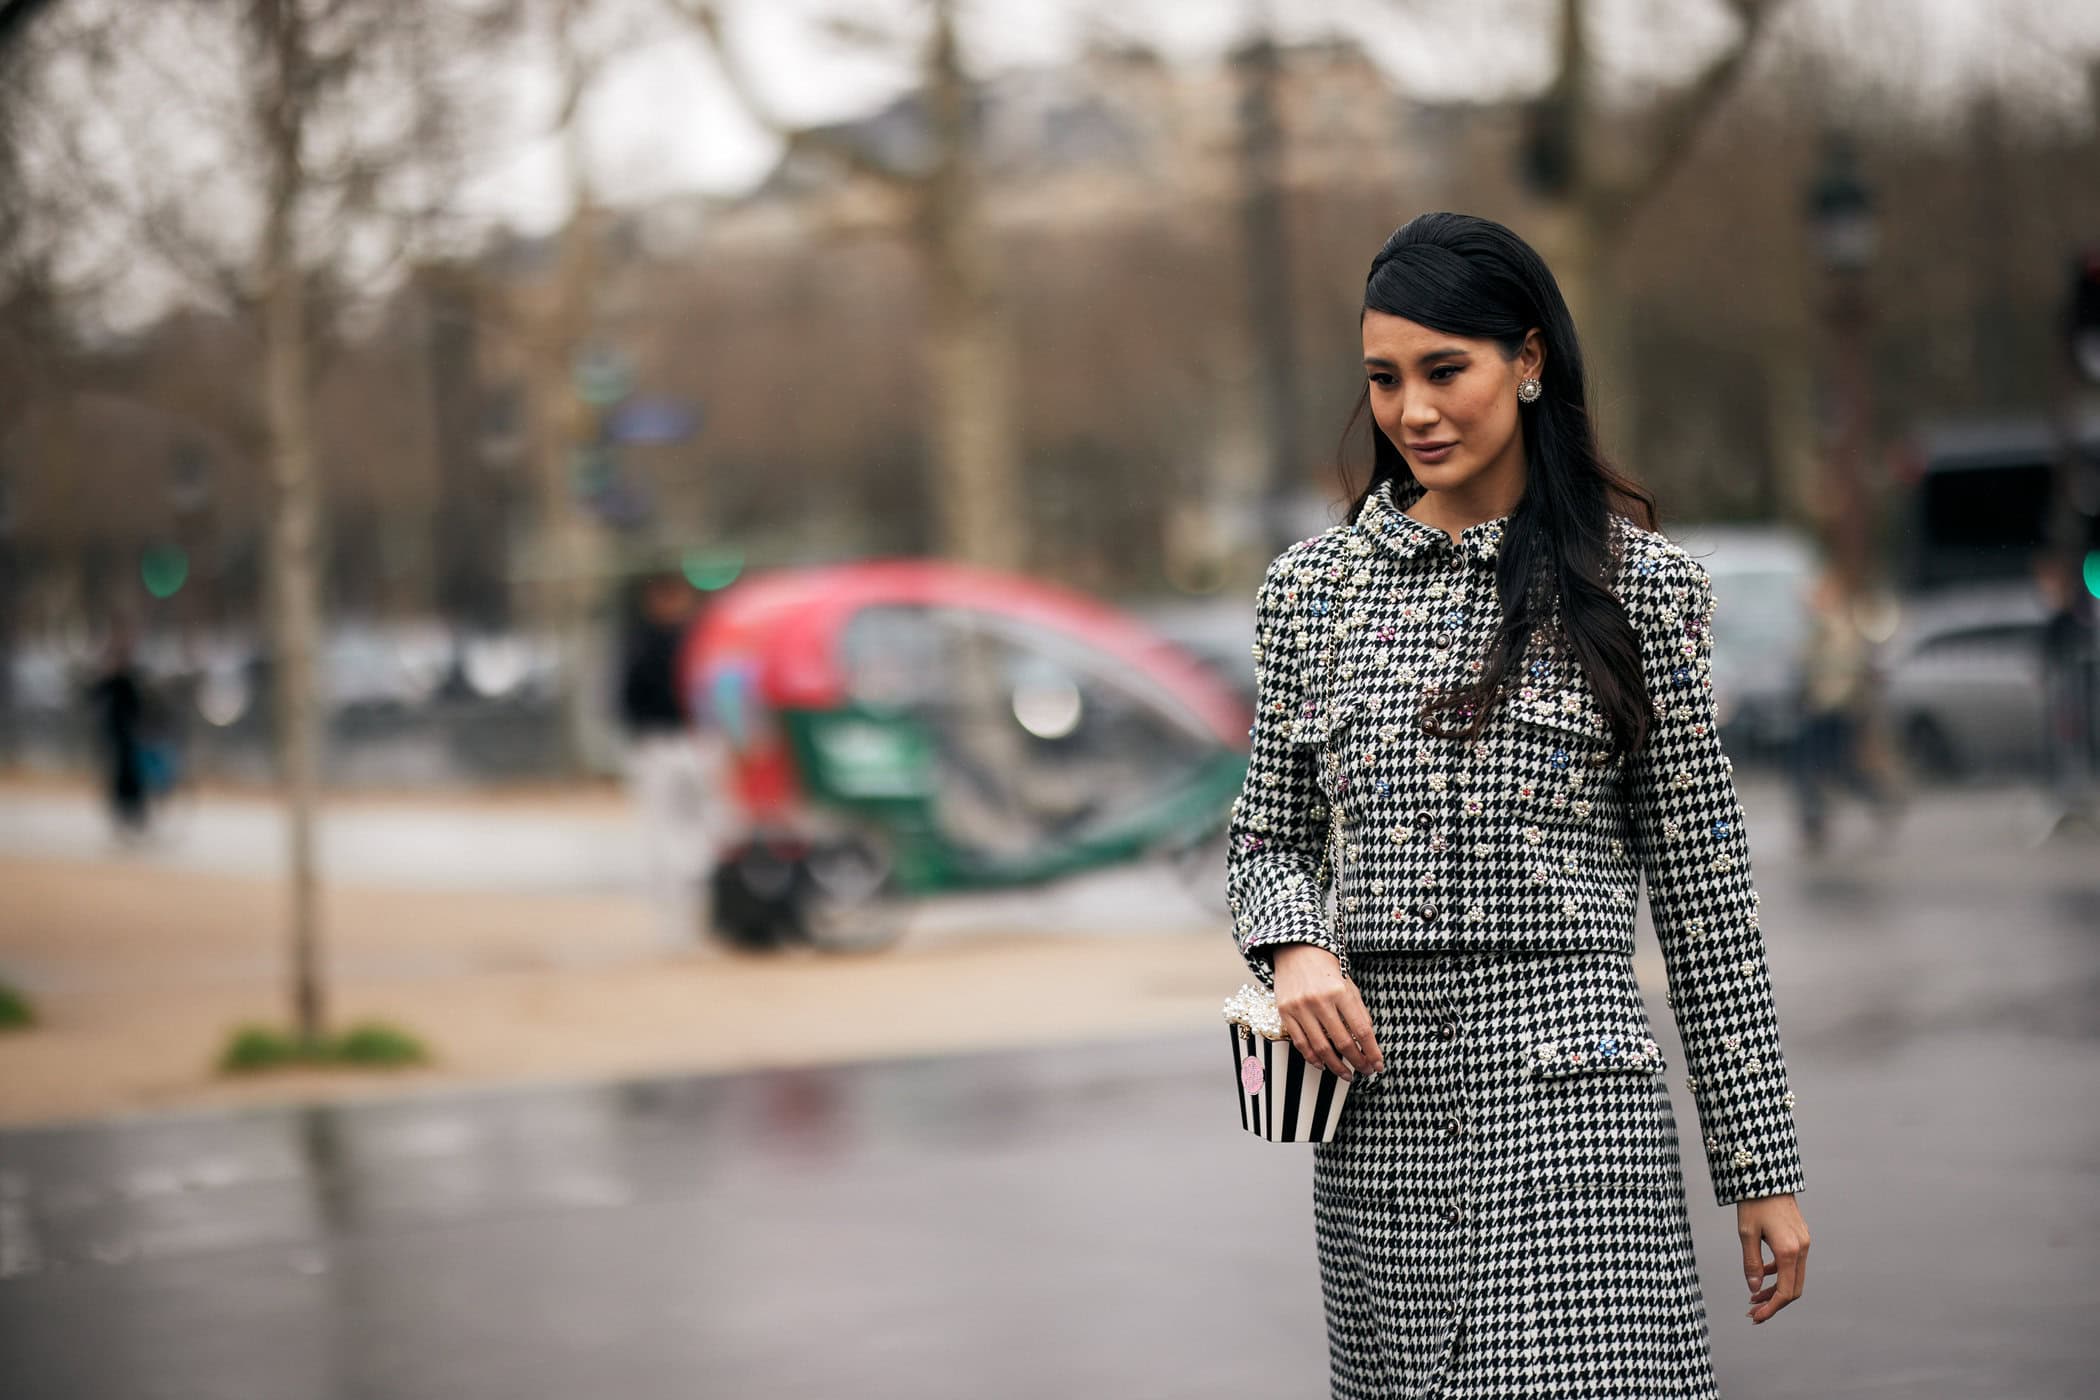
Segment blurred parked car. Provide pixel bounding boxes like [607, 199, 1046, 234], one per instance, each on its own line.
[1891, 413, 2100, 591]
[1876, 414, 2100, 778]
[1673, 524, 1817, 764]
[1882, 584, 2050, 777]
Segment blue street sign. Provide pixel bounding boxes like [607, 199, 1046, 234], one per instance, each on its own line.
[605, 396, 701, 445]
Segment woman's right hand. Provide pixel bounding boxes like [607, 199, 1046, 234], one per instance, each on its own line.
[1271, 944, 1384, 1080]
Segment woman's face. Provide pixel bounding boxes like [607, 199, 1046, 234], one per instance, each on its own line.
[1361, 310, 1543, 499]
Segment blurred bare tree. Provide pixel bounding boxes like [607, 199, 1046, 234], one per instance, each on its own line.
[1527, 0, 1790, 470]
[500, 0, 634, 776]
[0, 0, 55, 50]
[0, 9, 40, 761]
[5, 0, 2100, 648]
[670, 0, 1027, 571]
[3, 0, 520, 1046]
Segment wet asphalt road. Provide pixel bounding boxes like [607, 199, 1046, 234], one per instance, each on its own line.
[2, 792, 2098, 1399]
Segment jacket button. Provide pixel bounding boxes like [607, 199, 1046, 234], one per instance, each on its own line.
[1443, 1113, 1464, 1138]
[1413, 903, 1440, 926]
[1439, 1017, 1459, 1041]
[1443, 1203, 1466, 1225]
[1434, 632, 1454, 649]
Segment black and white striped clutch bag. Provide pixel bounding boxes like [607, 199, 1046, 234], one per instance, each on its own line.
[1222, 984, 1353, 1143]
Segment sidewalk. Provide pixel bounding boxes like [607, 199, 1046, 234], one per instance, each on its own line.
[0, 779, 1234, 1128]
[0, 772, 644, 890]
[0, 852, 1243, 1128]
[3, 773, 2088, 1129]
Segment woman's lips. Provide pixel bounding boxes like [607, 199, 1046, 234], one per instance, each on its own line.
[1409, 441, 1457, 464]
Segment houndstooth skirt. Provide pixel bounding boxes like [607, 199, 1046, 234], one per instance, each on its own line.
[1312, 947, 1719, 1399]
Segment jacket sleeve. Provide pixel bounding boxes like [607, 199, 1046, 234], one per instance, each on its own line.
[1225, 546, 1350, 989]
[1625, 549, 1807, 1207]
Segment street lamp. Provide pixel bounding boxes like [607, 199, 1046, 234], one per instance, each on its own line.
[1805, 131, 1878, 594]
[1808, 133, 1876, 274]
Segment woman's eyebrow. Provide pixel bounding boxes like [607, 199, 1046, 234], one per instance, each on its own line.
[1362, 348, 1470, 369]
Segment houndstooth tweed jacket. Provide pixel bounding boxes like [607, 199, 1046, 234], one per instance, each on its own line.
[1225, 474, 1807, 1207]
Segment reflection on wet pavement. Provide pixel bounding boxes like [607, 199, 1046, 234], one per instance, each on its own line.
[3, 790, 2098, 1398]
[0, 1047, 1174, 1279]
[2, 1034, 1322, 1399]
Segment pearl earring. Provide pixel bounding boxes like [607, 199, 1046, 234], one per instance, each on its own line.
[1517, 377, 1542, 404]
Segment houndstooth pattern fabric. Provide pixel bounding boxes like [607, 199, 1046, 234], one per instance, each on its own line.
[1223, 477, 1807, 1396]
[1224, 472, 1806, 1210]
[1313, 948, 1717, 1398]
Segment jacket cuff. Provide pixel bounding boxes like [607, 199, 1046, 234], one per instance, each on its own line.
[1712, 1164, 1807, 1208]
[1240, 934, 1352, 989]
[1235, 901, 1349, 989]
[1700, 1106, 1807, 1206]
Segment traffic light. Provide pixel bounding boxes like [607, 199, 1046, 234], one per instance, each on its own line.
[2069, 248, 2100, 386]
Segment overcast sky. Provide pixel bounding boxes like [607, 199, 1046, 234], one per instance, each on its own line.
[16, 0, 2100, 332]
[464, 0, 2100, 235]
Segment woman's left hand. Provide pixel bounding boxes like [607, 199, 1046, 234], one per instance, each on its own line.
[1738, 1193, 1810, 1324]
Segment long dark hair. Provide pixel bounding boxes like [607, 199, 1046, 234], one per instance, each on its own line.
[1342, 212, 1659, 756]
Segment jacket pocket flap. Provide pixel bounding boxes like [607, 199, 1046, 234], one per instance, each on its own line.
[1287, 689, 1362, 745]
[1505, 690, 1613, 745]
[1526, 1029, 1666, 1078]
[1524, 1032, 1678, 1192]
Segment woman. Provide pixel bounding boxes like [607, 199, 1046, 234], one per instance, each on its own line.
[1224, 212, 1811, 1398]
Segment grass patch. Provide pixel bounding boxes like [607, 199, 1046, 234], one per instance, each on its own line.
[0, 980, 34, 1030]
[218, 1019, 432, 1075]
[220, 1023, 306, 1071]
[333, 1021, 429, 1066]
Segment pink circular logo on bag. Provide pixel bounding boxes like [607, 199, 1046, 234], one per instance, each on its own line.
[1240, 1055, 1265, 1095]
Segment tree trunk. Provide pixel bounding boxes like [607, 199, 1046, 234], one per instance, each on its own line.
[531, 190, 604, 776]
[1532, 0, 1781, 478]
[1232, 27, 1305, 557]
[1532, 0, 1638, 467]
[921, 221, 1025, 571]
[255, 0, 324, 1046]
[916, 6, 1024, 572]
[529, 1, 608, 776]
[1567, 208, 1638, 469]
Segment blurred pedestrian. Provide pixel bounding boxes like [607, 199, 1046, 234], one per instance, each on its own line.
[1789, 569, 1897, 850]
[1226, 212, 1810, 1398]
[84, 623, 150, 839]
[2035, 550, 2098, 818]
[617, 571, 730, 946]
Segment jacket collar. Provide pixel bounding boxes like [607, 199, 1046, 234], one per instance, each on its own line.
[1353, 475, 1509, 567]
